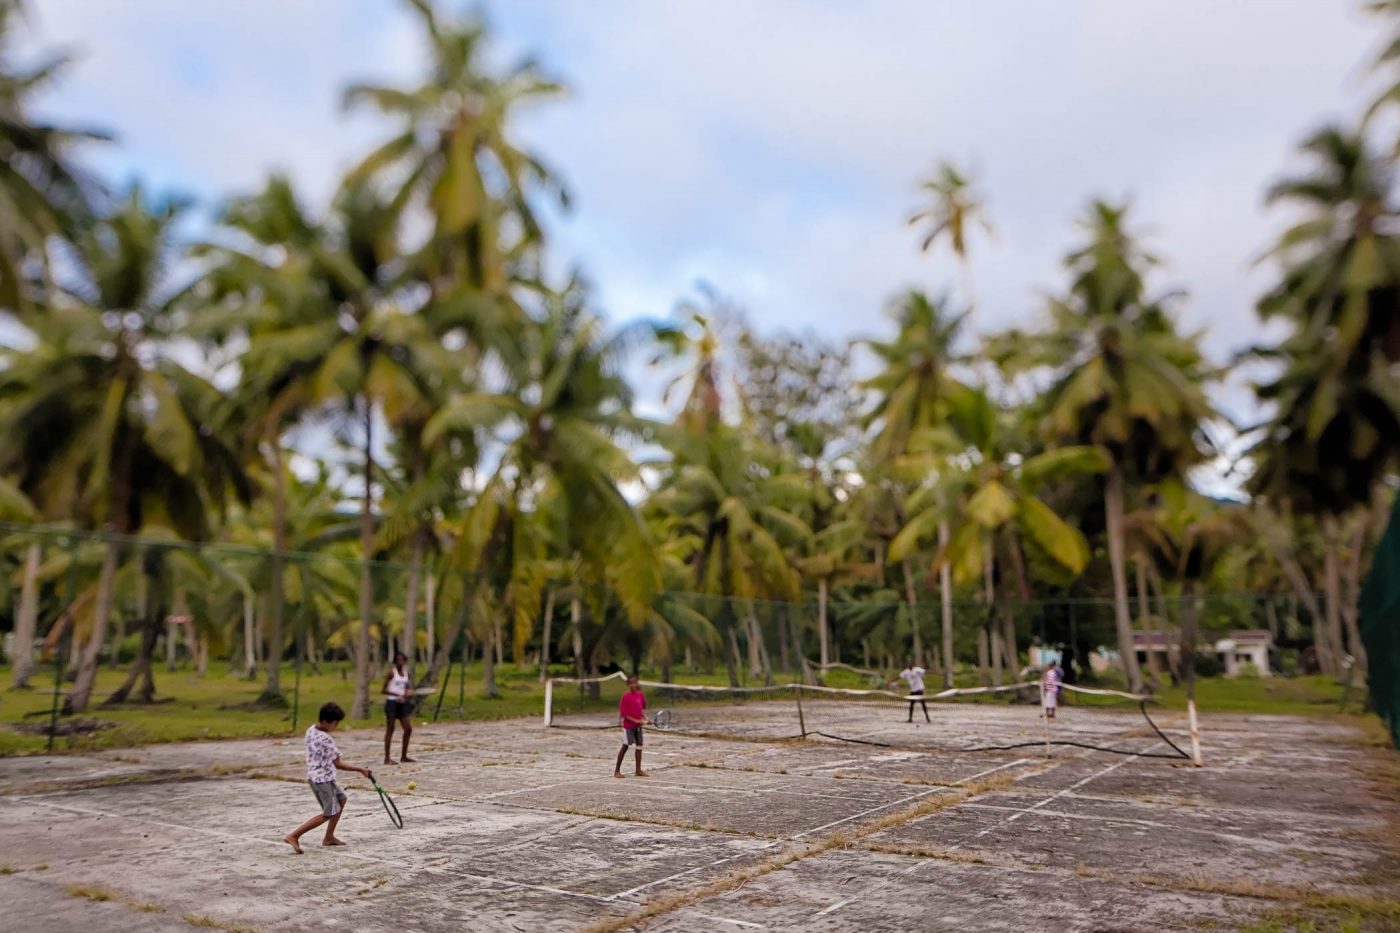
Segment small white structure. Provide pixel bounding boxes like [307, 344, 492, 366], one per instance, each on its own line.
[1215, 630, 1272, 677]
[1029, 645, 1062, 669]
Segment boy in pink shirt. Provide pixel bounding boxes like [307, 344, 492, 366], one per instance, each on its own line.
[614, 675, 650, 778]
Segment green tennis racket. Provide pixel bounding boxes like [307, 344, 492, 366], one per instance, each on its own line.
[366, 770, 403, 829]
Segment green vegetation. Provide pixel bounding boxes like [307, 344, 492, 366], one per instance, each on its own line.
[0, 0, 1397, 750]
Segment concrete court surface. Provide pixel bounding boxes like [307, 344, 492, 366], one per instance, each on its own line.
[0, 699, 1397, 932]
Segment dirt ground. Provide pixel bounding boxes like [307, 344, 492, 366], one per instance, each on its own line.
[1, 698, 1396, 932]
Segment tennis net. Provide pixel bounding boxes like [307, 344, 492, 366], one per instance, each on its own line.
[543, 672, 1192, 760]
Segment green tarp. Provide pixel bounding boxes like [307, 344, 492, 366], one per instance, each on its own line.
[1360, 492, 1400, 748]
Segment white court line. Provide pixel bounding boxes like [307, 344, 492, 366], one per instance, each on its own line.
[971, 750, 1142, 837]
[685, 910, 767, 929]
[16, 796, 618, 905]
[605, 758, 1033, 903]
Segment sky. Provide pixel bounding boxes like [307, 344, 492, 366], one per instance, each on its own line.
[23, 0, 1383, 474]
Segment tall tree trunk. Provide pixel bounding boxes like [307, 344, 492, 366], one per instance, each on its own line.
[494, 616, 504, 668]
[106, 550, 166, 705]
[570, 596, 584, 681]
[1321, 514, 1346, 678]
[746, 606, 762, 678]
[263, 442, 289, 700]
[425, 569, 435, 667]
[939, 520, 954, 689]
[351, 403, 375, 720]
[1259, 508, 1334, 676]
[402, 531, 424, 665]
[726, 625, 743, 688]
[748, 602, 774, 686]
[67, 538, 121, 714]
[1134, 554, 1162, 685]
[538, 588, 555, 682]
[989, 618, 1003, 686]
[1340, 514, 1369, 681]
[484, 616, 501, 697]
[422, 596, 467, 688]
[1104, 466, 1144, 692]
[11, 542, 40, 688]
[817, 577, 830, 669]
[1001, 608, 1018, 677]
[242, 591, 257, 679]
[976, 627, 990, 686]
[902, 560, 923, 668]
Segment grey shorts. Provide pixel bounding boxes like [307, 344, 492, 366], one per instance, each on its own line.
[621, 725, 643, 748]
[309, 780, 346, 817]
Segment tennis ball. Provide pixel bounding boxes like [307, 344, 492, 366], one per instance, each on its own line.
[407, 781, 416, 791]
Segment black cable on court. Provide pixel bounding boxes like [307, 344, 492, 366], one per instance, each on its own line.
[806, 700, 1191, 761]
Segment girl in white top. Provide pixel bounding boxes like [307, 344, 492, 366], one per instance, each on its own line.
[382, 652, 417, 764]
[1042, 662, 1062, 719]
[898, 661, 931, 723]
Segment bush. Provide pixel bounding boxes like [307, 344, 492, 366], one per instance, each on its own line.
[1236, 661, 1260, 679]
[1192, 650, 1223, 678]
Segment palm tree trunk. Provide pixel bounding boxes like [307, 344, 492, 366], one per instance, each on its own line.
[1320, 514, 1349, 680]
[726, 625, 743, 688]
[67, 537, 121, 714]
[1134, 554, 1162, 685]
[1340, 515, 1369, 681]
[482, 626, 498, 698]
[746, 608, 762, 678]
[242, 590, 256, 679]
[818, 577, 830, 669]
[902, 560, 923, 667]
[1104, 466, 1144, 692]
[571, 596, 584, 681]
[107, 550, 166, 706]
[748, 602, 774, 686]
[425, 569, 435, 667]
[976, 627, 990, 686]
[402, 531, 424, 665]
[351, 403, 375, 720]
[11, 542, 40, 688]
[939, 520, 954, 689]
[263, 443, 289, 700]
[538, 588, 555, 682]
[1001, 609, 1018, 676]
[422, 595, 467, 688]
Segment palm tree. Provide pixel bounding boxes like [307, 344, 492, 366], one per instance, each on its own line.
[0, 188, 251, 712]
[862, 290, 967, 679]
[1008, 201, 1218, 692]
[1247, 127, 1400, 678]
[891, 385, 1106, 683]
[341, 0, 565, 293]
[908, 161, 994, 304]
[426, 298, 661, 695]
[232, 182, 445, 714]
[0, 0, 105, 312]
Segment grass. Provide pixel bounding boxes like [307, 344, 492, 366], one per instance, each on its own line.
[0, 659, 1381, 756]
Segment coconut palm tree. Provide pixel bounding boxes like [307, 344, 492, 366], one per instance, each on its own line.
[426, 298, 661, 695]
[341, 0, 565, 293]
[0, 0, 105, 312]
[0, 188, 251, 712]
[1007, 201, 1218, 692]
[891, 385, 1106, 683]
[909, 161, 994, 304]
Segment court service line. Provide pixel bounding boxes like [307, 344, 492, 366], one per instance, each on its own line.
[605, 757, 1035, 903]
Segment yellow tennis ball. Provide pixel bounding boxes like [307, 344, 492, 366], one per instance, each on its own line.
[407, 781, 416, 791]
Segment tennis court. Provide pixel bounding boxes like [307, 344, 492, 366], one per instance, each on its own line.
[0, 698, 1396, 932]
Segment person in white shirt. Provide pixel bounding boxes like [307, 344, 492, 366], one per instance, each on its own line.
[898, 660, 931, 723]
[382, 652, 417, 765]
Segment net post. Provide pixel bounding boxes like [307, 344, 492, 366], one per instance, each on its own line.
[1039, 678, 1050, 759]
[794, 684, 806, 738]
[543, 678, 554, 728]
[1187, 698, 1203, 766]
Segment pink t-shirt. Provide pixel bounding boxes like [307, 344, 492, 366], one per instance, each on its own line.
[619, 689, 646, 726]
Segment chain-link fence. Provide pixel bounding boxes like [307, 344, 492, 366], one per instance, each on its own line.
[0, 521, 1343, 752]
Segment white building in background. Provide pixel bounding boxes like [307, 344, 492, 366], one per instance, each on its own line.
[1215, 630, 1273, 677]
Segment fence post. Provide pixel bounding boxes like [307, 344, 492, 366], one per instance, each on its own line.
[543, 678, 554, 727]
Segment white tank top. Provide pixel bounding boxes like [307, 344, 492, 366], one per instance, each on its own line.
[388, 668, 410, 700]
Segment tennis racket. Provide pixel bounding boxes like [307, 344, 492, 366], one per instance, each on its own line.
[366, 770, 404, 829]
[650, 709, 673, 729]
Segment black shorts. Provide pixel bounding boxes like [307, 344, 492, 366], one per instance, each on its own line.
[908, 689, 925, 697]
[385, 699, 412, 720]
[621, 725, 643, 747]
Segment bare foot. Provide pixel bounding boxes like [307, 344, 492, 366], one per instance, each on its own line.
[322, 837, 348, 847]
[401, 756, 417, 763]
[614, 771, 625, 779]
[635, 771, 650, 778]
[284, 835, 303, 855]
[384, 758, 397, 765]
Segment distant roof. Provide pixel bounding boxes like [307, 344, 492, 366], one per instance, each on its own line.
[1227, 630, 1272, 642]
[1131, 631, 1176, 647]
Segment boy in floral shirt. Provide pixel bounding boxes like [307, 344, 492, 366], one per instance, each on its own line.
[284, 702, 371, 854]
